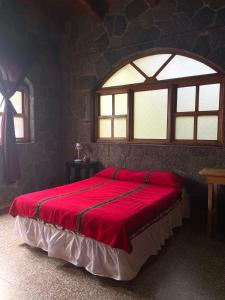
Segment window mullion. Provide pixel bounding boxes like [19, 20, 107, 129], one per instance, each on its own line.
[152, 54, 175, 79]
[194, 86, 199, 141]
[128, 90, 134, 141]
[130, 62, 149, 80]
[95, 93, 100, 140]
[218, 81, 225, 144]
[168, 85, 176, 142]
[112, 94, 115, 138]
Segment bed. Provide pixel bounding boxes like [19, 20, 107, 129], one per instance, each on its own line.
[9, 167, 189, 280]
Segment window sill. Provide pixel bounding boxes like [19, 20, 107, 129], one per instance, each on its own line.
[0, 140, 33, 147]
[95, 140, 224, 148]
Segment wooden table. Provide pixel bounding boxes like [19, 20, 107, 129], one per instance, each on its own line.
[66, 161, 99, 183]
[199, 168, 225, 235]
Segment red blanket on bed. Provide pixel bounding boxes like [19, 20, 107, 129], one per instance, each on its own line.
[9, 167, 183, 253]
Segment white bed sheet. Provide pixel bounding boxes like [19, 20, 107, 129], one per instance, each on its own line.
[14, 191, 190, 280]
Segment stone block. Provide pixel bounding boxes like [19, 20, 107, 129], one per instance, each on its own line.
[204, 0, 225, 9]
[136, 9, 153, 29]
[104, 50, 121, 65]
[138, 41, 154, 51]
[192, 7, 215, 28]
[78, 75, 97, 90]
[114, 16, 127, 36]
[95, 33, 109, 52]
[95, 56, 110, 79]
[209, 46, 225, 71]
[109, 36, 123, 48]
[176, 32, 198, 51]
[216, 7, 225, 26]
[122, 21, 143, 46]
[154, 37, 177, 48]
[177, 0, 203, 18]
[120, 45, 139, 58]
[156, 13, 190, 35]
[192, 34, 211, 56]
[125, 0, 149, 21]
[104, 15, 115, 36]
[138, 26, 161, 43]
[209, 28, 225, 49]
[152, 0, 176, 21]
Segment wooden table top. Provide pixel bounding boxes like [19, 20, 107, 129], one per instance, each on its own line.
[199, 168, 225, 177]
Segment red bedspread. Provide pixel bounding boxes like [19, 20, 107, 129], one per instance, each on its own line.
[9, 171, 182, 253]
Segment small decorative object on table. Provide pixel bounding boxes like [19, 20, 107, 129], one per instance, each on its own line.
[74, 142, 83, 162]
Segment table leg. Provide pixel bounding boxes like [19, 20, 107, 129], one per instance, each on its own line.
[208, 183, 213, 235]
[66, 163, 70, 184]
[74, 164, 81, 181]
[213, 184, 218, 224]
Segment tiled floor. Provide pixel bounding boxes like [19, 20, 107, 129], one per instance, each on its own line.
[0, 213, 225, 300]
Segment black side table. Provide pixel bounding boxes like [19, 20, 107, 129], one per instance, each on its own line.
[65, 161, 99, 183]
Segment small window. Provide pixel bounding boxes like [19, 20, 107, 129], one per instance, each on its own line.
[175, 83, 221, 142]
[96, 50, 224, 145]
[0, 86, 30, 142]
[98, 93, 128, 140]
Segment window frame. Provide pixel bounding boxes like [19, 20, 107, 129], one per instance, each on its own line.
[96, 90, 130, 142]
[95, 51, 225, 146]
[0, 84, 30, 143]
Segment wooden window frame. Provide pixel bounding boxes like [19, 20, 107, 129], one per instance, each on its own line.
[96, 51, 225, 146]
[173, 80, 223, 145]
[0, 84, 30, 143]
[96, 92, 129, 142]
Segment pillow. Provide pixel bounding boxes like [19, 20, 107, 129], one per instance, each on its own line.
[96, 167, 151, 183]
[96, 167, 184, 189]
[116, 168, 150, 183]
[95, 167, 120, 179]
[148, 170, 184, 189]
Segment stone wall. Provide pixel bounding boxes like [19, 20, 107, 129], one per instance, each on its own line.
[62, 0, 225, 203]
[0, 0, 63, 205]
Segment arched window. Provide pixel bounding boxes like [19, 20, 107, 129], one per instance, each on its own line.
[96, 51, 224, 145]
[0, 85, 30, 142]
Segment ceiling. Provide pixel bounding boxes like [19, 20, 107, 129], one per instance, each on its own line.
[24, 0, 159, 32]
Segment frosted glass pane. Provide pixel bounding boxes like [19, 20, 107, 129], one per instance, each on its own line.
[100, 95, 112, 116]
[157, 55, 216, 80]
[0, 101, 4, 112]
[134, 89, 168, 139]
[0, 93, 4, 112]
[99, 119, 111, 138]
[114, 118, 126, 138]
[177, 86, 196, 112]
[14, 117, 24, 138]
[11, 91, 23, 113]
[175, 116, 194, 140]
[103, 64, 145, 87]
[197, 116, 218, 140]
[115, 93, 127, 115]
[199, 84, 220, 111]
[133, 54, 171, 77]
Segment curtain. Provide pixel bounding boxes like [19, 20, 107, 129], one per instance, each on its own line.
[0, 36, 36, 184]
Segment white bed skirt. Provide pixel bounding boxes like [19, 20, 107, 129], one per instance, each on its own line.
[14, 192, 190, 280]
